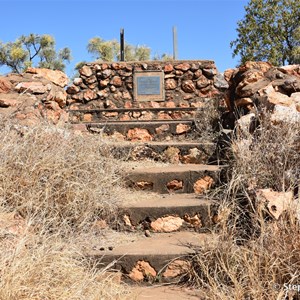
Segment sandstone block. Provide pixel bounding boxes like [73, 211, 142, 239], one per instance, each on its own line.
[26, 67, 69, 87]
[194, 176, 214, 194]
[181, 80, 196, 93]
[79, 65, 93, 77]
[127, 128, 153, 142]
[151, 216, 184, 232]
[176, 123, 191, 134]
[167, 179, 183, 192]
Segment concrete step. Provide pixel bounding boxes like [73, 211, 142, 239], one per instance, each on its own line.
[88, 231, 216, 283]
[125, 164, 221, 194]
[129, 285, 203, 300]
[75, 120, 202, 141]
[68, 107, 198, 124]
[119, 193, 217, 232]
[110, 141, 215, 164]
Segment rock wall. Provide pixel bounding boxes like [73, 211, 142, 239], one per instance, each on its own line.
[67, 60, 228, 113]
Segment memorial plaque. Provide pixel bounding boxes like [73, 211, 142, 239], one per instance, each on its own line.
[134, 71, 165, 101]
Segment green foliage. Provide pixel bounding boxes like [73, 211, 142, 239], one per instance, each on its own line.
[87, 36, 151, 62]
[0, 34, 71, 73]
[231, 0, 300, 66]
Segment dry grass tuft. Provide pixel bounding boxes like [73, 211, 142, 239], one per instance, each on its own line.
[0, 231, 132, 300]
[0, 121, 123, 231]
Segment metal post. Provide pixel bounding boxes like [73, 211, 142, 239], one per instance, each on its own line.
[120, 28, 125, 61]
[173, 26, 178, 60]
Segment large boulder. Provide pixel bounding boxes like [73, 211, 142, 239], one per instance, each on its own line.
[0, 71, 69, 126]
[26, 67, 69, 87]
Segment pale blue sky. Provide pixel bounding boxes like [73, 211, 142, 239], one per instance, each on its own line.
[0, 0, 248, 76]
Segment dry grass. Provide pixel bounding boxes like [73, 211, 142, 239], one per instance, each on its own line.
[185, 113, 300, 299]
[0, 232, 132, 300]
[0, 121, 123, 230]
[0, 119, 134, 299]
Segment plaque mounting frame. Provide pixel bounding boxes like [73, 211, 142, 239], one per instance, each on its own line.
[133, 70, 165, 102]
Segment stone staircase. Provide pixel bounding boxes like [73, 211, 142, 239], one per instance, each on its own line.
[69, 106, 222, 292]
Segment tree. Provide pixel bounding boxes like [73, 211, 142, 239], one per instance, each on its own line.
[87, 37, 151, 62]
[0, 34, 71, 73]
[231, 0, 300, 66]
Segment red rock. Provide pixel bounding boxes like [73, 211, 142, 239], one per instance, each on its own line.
[150, 101, 161, 108]
[83, 113, 93, 122]
[278, 65, 300, 77]
[66, 85, 80, 94]
[165, 101, 176, 108]
[26, 67, 69, 87]
[196, 75, 210, 89]
[167, 179, 183, 192]
[46, 87, 67, 108]
[181, 80, 196, 93]
[151, 216, 184, 232]
[99, 79, 109, 88]
[155, 124, 170, 135]
[176, 123, 191, 134]
[223, 68, 238, 82]
[0, 94, 23, 107]
[111, 63, 120, 70]
[127, 128, 153, 142]
[183, 214, 202, 227]
[237, 78, 270, 97]
[259, 84, 293, 106]
[194, 176, 214, 194]
[158, 112, 172, 120]
[102, 69, 112, 79]
[193, 69, 202, 79]
[129, 261, 157, 282]
[0, 77, 13, 93]
[165, 78, 177, 90]
[124, 101, 132, 109]
[83, 90, 97, 101]
[15, 81, 48, 94]
[239, 61, 273, 73]
[110, 76, 122, 87]
[235, 97, 253, 107]
[164, 64, 174, 73]
[174, 63, 190, 71]
[79, 65, 93, 77]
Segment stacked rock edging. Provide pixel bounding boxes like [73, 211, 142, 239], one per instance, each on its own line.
[66, 60, 228, 144]
[67, 60, 228, 114]
[0, 68, 69, 126]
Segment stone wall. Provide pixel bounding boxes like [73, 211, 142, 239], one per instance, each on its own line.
[66, 60, 228, 113]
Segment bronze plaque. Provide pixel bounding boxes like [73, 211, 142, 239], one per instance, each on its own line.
[134, 71, 165, 101]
